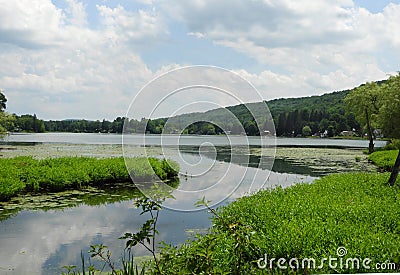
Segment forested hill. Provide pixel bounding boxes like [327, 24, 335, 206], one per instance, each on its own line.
[10, 88, 361, 137]
[266, 90, 358, 136]
[267, 90, 348, 115]
[133, 89, 359, 137]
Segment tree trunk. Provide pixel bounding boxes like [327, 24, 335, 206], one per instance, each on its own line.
[388, 150, 400, 186]
[365, 108, 374, 154]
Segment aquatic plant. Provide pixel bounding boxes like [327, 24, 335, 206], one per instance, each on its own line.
[0, 156, 179, 201]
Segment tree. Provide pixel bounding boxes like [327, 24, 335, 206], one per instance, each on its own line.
[101, 119, 112, 133]
[377, 74, 400, 186]
[327, 125, 335, 137]
[15, 114, 45, 133]
[0, 90, 6, 112]
[302, 125, 312, 137]
[146, 119, 156, 133]
[318, 118, 330, 133]
[276, 113, 287, 136]
[344, 82, 381, 154]
[244, 121, 259, 136]
[112, 117, 125, 133]
[202, 124, 216, 135]
[0, 91, 15, 137]
[0, 112, 16, 137]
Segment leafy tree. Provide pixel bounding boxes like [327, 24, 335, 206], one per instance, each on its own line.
[327, 125, 335, 137]
[0, 89, 6, 112]
[201, 124, 216, 135]
[0, 91, 16, 137]
[15, 114, 45, 133]
[318, 118, 330, 133]
[244, 121, 259, 136]
[0, 112, 16, 137]
[377, 74, 400, 185]
[110, 117, 124, 133]
[302, 125, 312, 137]
[344, 82, 381, 153]
[146, 119, 156, 133]
[101, 119, 112, 133]
[276, 113, 287, 136]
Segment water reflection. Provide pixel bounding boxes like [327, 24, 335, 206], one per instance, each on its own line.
[180, 145, 376, 177]
[180, 145, 317, 176]
[0, 201, 213, 274]
[0, 180, 178, 221]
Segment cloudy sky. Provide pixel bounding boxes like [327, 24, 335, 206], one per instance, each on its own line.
[0, 0, 399, 120]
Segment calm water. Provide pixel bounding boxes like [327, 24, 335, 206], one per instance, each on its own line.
[0, 133, 386, 274]
[3, 132, 387, 148]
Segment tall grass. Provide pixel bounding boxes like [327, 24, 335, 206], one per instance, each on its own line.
[0, 156, 179, 201]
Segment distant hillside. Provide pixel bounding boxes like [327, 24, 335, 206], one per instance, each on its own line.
[266, 90, 358, 136]
[130, 89, 360, 137]
[267, 90, 349, 116]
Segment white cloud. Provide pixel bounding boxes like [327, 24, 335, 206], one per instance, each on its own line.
[163, 0, 358, 48]
[66, 0, 88, 27]
[0, 0, 167, 119]
[0, 203, 149, 274]
[0, 0, 65, 48]
[160, 0, 398, 96]
[96, 4, 167, 46]
[134, 0, 154, 5]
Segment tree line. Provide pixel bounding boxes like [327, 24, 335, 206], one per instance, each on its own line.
[44, 117, 125, 133]
[1, 114, 126, 134]
[0, 90, 361, 137]
[275, 109, 358, 137]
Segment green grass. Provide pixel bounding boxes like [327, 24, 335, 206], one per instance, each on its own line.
[368, 150, 399, 171]
[155, 173, 400, 274]
[0, 156, 179, 201]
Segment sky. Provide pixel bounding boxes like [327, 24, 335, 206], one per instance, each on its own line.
[0, 0, 399, 120]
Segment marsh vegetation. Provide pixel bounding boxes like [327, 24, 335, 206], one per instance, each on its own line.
[0, 156, 179, 201]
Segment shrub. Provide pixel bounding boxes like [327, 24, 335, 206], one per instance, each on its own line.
[384, 139, 400, 151]
[368, 150, 398, 171]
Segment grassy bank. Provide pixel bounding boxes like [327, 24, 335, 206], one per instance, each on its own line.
[0, 156, 179, 201]
[153, 172, 400, 274]
[368, 149, 399, 171]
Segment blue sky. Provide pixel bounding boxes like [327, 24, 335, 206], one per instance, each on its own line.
[0, 0, 399, 120]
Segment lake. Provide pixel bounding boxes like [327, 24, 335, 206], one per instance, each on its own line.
[3, 132, 387, 147]
[0, 133, 386, 274]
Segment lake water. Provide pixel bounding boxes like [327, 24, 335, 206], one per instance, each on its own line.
[3, 132, 387, 148]
[0, 133, 386, 274]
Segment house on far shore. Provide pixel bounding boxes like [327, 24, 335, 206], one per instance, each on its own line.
[261, 130, 272, 136]
[373, 129, 382, 138]
[340, 130, 355, 137]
